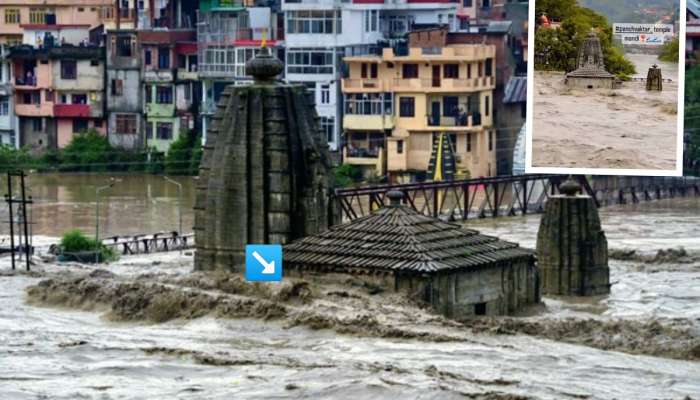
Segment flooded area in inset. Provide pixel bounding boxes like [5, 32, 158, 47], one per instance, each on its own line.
[0, 174, 699, 399]
[531, 53, 679, 170]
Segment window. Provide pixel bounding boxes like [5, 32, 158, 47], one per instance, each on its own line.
[114, 35, 133, 58]
[402, 64, 418, 79]
[5, 9, 20, 24]
[45, 91, 54, 103]
[61, 60, 77, 80]
[72, 94, 87, 104]
[345, 93, 392, 116]
[467, 64, 472, 79]
[320, 116, 334, 143]
[156, 86, 173, 104]
[488, 130, 493, 151]
[234, 47, 255, 76]
[145, 85, 152, 103]
[370, 63, 377, 78]
[111, 79, 123, 96]
[29, 8, 46, 24]
[485, 95, 490, 116]
[466, 133, 472, 152]
[364, 10, 378, 32]
[397, 140, 404, 154]
[0, 96, 9, 116]
[361, 63, 367, 78]
[444, 64, 459, 79]
[156, 122, 173, 140]
[463, 0, 472, 6]
[286, 10, 341, 34]
[399, 97, 415, 117]
[90, 60, 99, 66]
[287, 48, 334, 74]
[158, 47, 170, 69]
[442, 96, 458, 117]
[320, 84, 330, 104]
[144, 50, 152, 66]
[73, 119, 88, 133]
[32, 118, 42, 132]
[485, 58, 493, 76]
[116, 114, 137, 134]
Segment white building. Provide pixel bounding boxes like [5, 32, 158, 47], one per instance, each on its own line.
[0, 45, 19, 148]
[281, 0, 463, 152]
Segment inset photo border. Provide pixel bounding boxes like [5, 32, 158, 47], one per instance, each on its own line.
[525, 0, 686, 177]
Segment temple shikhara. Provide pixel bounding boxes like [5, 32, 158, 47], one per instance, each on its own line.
[566, 31, 616, 89]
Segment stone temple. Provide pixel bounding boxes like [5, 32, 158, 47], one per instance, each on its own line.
[284, 191, 541, 318]
[536, 177, 610, 296]
[646, 64, 663, 91]
[566, 31, 616, 89]
[194, 47, 333, 272]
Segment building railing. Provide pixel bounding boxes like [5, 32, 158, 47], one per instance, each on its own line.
[427, 112, 481, 127]
[342, 78, 383, 90]
[346, 147, 381, 158]
[390, 77, 495, 90]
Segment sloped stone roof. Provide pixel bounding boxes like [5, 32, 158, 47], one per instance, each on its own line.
[566, 67, 615, 78]
[284, 196, 533, 273]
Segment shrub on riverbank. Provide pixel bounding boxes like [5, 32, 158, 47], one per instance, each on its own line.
[60, 229, 117, 262]
[658, 37, 679, 63]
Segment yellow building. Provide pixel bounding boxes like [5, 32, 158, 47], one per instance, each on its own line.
[342, 45, 497, 182]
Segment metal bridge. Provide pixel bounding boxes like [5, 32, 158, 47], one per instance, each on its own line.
[333, 175, 700, 222]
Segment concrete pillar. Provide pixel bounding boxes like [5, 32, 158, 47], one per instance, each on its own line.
[536, 177, 610, 296]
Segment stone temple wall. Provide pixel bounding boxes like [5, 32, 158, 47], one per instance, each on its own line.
[566, 76, 615, 90]
[536, 195, 610, 296]
[194, 82, 332, 272]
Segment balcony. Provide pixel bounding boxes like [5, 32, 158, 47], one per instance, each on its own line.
[342, 78, 383, 92]
[392, 77, 495, 92]
[54, 104, 90, 118]
[177, 67, 198, 81]
[344, 114, 394, 131]
[343, 146, 385, 175]
[15, 102, 53, 117]
[426, 112, 482, 129]
[143, 69, 174, 82]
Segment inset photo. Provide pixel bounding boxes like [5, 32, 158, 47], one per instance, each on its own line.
[526, 0, 685, 176]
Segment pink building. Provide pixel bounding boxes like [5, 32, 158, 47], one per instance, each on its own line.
[9, 45, 105, 151]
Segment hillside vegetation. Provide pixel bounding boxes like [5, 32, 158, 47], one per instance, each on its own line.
[535, 0, 636, 78]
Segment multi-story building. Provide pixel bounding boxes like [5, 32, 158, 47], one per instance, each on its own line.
[9, 45, 106, 150]
[282, 0, 462, 152]
[342, 44, 496, 181]
[0, 44, 18, 147]
[197, 1, 279, 141]
[139, 29, 197, 152]
[99, 0, 199, 31]
[106, 29, 143, 150]
[0, 0, 112, 46]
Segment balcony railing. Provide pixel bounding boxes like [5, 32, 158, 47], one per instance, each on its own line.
[346, 147, 381, 158]
[391, 77, 495, 91]
[342, 78, 383, 91]
[15, 76, 37, 87]
[427, 112, 481, 127]
[54, 104, 91, 118]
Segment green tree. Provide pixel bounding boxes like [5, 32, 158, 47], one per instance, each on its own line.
[164, 129, 202, 175]
[658, 37, 679, 63]
[534, 0, 635, 78]
[685, 66, 700, 175]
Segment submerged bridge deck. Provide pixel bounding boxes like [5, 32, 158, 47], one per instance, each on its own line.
[334, 175, 700, 222]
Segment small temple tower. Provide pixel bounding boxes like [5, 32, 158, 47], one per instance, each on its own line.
[566, 31, 616, 89]
[536, 177, 611, 296]
[194, 47, 333, 272]
[646, 64, 663, 91]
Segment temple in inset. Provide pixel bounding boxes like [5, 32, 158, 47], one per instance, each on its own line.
[565, 31, 616, 89]
[194, 47, 333, 272]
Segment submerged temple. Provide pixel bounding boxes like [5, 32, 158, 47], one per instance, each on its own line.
[646, 64, 663, 91]
[194, 48, 333, 272]
[536, 177, 611, 296]
[285, 191, 541, 318]
[566, 31, 615, 89]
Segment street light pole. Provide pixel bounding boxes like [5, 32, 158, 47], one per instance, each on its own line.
[163, 176, 183, 252]
[95, 179, 115, 263]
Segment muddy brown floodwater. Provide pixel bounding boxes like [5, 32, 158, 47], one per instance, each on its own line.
[0, 175, 699, 399]
[0, 173, 197, 238]
[532, 53, 679, 171]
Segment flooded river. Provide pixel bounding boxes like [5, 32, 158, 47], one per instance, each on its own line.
[0, 175, 699, 399]
[0, 173, 197, 238]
